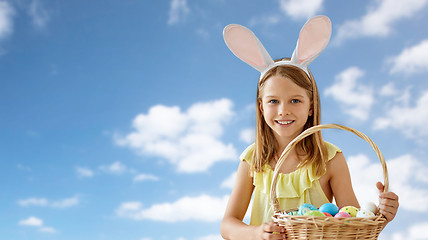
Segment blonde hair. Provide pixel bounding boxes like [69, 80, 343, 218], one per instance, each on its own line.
[252, 62, 327, 177]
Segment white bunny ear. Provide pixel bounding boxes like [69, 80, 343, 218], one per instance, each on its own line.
[223, 24, 274, 72]
[291, 15, 332, 68]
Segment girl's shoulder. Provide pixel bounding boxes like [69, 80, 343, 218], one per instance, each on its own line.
[239, 143, 255, 164]
[324, 141, 342, 162]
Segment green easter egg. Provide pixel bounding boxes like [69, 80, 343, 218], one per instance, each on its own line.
[304, 210, 325, 217]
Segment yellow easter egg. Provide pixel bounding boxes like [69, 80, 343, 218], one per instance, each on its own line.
[339, 206, 359, 217]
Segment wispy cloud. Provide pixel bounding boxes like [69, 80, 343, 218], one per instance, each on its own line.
[133, 173, 159, 182]
[239, 128, 255, 144]
[221, 171, 236, 189]
[195, 28, 209, 39]
[379, 82, 399, 97]
[196, 235, 223, 240]
[278, 0, 323, 20]
[76, 166, 94, 178]
[248, 14, 281, 27]
[347, 153, 428, 212]
[116, 194, 229, 222]
[115, 99, 237, 173]
[374, 90, 428, 138]
[18, 195, 80, 208]
[387, 39, 428, 74]
[168, 0, 190, 25]
[324, 67, 374, 121]
[385, 222, 428, 240]
[19, 216, 57, 234]
[100, 161, 128, 175]
[334, 0, 428, 44]
[28, 0, 50, 29]
[19, 216, 43, 226]
[0, 1, 14, 40]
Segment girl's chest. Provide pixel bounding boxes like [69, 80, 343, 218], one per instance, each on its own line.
[269, 156, 301, 174]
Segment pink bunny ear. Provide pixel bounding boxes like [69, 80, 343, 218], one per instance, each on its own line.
[291, 15, 332, 68]
[223, 24, 274, 72]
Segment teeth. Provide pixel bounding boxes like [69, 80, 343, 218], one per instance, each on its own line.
[277, 120, 293, 125]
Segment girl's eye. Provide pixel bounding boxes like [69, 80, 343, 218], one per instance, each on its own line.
[268, 99, 279, 104]
[291, 99, 301, 104]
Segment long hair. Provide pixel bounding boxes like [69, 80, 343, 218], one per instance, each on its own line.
[252, 62, 327, 177]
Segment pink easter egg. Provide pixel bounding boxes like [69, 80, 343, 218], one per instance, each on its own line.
[334, 212, 351, 218]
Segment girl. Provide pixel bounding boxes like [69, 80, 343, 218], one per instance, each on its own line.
[220, 16, 399, 240]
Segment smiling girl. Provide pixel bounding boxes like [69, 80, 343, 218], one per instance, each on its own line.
[219, 16, 399, 240]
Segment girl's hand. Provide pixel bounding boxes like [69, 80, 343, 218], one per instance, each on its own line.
[376, 181, 399, 222]
[255, 221, 286, 240]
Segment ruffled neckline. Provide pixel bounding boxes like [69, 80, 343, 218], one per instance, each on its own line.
[240, 142, 341, 199]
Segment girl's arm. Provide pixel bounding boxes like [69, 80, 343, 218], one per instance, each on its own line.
[325, 152, 360, 208]
[220, 161, 285, 240]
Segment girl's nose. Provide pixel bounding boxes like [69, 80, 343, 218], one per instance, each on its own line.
[279, 104, 290, 116]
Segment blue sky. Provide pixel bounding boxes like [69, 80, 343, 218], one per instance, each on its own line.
[1, 0, 428, 239]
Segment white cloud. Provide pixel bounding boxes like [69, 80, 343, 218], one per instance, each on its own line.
[221, 171, 236, 189]
[385, 222, 428, 240]
[374, 90, 428, 138]
[115, 99, 238, 173]
[249, 14, 281, 27]
[76, 166, 94, 178]
[324, 67, 374, 121]
[18, 197, 48, 207]
[19, 216, 43, 227]
[347, 153, 428, 212]
[116, 194, 229, 222]
[196, 235, 223, 240]
[50, 195, 80, 208]
[18, 195, 80, 208]
[100, 161, 127, 175]
[168, 0, 190, 25]
[0, 1, 14, 39]
[196, 28, 209, 39]
[278, 0, 323, 20]
[133, 173, 159, 182]
[379, 82, 398, 97]
[388, 39, 428, 74]
[240, 128, 255, 144]
[334, 0, 428, 44]
[28, 0, 50, 29]
[39, 227, 57, 233]
[19, 216, 57, 234]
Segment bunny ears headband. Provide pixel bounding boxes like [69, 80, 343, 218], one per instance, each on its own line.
[223, 15, 332, 81]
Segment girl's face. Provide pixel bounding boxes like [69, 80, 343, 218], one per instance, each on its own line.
[259, 74, 313, 145]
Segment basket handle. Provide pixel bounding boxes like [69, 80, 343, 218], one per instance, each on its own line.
[270, 124, 389, 212]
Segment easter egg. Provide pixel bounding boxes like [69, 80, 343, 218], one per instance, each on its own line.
[304, 210, 325, 217]
[361, 202, 379, 215]
[323, 212, 333, 217]
[339, 206, 359, 217]
[288, 211, 299, 216]
[334, 212, 351, 218]
[319, 203, 339, 216]
[298, 203, 317, 215]
[356, 210, 375, 218]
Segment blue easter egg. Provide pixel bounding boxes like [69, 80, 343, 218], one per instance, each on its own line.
[319, 203, 339, 216]
[298, 203, 317, 215]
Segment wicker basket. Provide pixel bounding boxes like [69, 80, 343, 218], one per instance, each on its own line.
[270, 124, 389, 239]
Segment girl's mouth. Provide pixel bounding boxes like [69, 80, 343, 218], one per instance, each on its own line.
[275, 120, 294, 125]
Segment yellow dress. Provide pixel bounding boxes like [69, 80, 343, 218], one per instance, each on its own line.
[240, 142, 341, 225]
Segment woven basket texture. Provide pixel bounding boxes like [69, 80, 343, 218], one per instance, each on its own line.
[270, 124, 388, 239]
